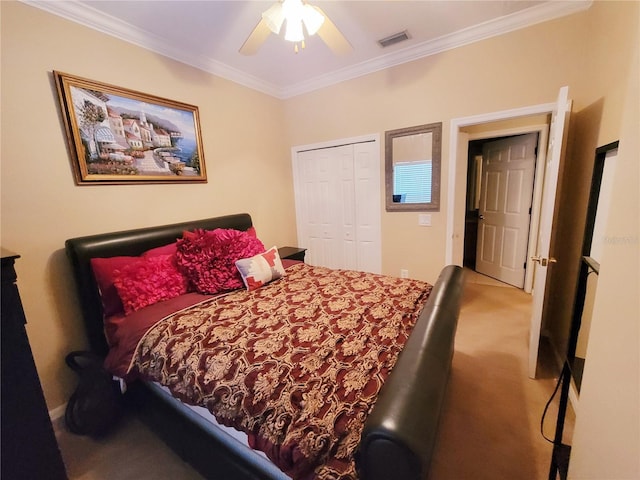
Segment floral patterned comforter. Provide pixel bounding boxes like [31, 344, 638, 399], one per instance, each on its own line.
[130, 263, 432, 479]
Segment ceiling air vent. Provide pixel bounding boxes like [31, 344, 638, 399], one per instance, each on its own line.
[378, 30, 410, 48]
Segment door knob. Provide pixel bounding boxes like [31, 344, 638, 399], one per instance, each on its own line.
[479, 214, 485, 220]
[531, 256, 557, 267]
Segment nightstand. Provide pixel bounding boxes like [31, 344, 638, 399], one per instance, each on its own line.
[278, 247, 307, 263]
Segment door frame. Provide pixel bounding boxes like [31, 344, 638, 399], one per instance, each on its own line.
[468, 127, 548, 292]
[446, 103, 556, 293]
[448, 98, 571, 380]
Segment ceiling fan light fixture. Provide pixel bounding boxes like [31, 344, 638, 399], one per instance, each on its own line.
[244, 0, 347, 56]
[263, 0, 325, 47]
[284, 17, 305, 43]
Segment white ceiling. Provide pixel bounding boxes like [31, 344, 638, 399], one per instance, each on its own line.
[26, 0, 590, 99]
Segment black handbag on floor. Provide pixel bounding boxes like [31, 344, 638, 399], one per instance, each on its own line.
[64, 351, 123, 437]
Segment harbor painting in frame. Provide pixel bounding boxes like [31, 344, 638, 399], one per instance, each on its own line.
[54, 71, 207, 184]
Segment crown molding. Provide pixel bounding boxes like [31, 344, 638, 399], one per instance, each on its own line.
[21, 0, 284, 97]
[281, 0, 592, 98]
[23, 0, 591, 100]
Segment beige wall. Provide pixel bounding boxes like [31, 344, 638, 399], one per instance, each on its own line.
[569, 5, 639, 477]
[284, 9, 592, 284]
[1, 1, 297, 409]
[542, 0, 639, 365]
[2, 1, 638, 477]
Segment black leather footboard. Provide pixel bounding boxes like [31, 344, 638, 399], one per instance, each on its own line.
[357, 265, 464, 480]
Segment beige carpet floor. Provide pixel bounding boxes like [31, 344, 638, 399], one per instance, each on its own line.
[56, 271, 565, 479]
[429, 275, 562, 480]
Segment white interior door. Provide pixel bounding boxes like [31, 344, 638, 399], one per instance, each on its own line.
[293, 138, 381, 273]
[528, 86, 572, 378]
[476, 133, 538, 288]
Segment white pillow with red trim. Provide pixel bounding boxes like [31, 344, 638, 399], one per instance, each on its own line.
[235, 246, 285, 291]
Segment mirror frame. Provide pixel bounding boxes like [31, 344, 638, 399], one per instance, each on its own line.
[385, 122, 442, 212]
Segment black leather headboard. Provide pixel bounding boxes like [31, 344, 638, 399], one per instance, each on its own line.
[65, 213, 253, 356]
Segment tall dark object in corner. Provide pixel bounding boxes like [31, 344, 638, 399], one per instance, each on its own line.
[1, 249, 67, 479]
[548, 141, 619, 480]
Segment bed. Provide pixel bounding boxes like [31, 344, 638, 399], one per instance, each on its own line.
[65, 213, 463, 480]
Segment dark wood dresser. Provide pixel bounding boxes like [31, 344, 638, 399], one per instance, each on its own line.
[1, 249, 67, 479]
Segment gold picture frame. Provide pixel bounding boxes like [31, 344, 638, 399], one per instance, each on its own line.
[54, 71, 207, 185]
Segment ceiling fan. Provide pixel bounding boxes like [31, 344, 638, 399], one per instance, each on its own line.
[240, 0, 353, 55]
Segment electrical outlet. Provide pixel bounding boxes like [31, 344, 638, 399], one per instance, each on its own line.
[400, 269, 409, 278]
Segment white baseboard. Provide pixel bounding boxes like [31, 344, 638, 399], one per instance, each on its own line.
[49, 403, 67, 433]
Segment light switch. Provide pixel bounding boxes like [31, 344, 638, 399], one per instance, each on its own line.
[418, 214, 432, 226]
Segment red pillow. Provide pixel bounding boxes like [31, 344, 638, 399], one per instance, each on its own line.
[143, 242, 177, 257]
[112, 254, 189, 315]
[176, 228, 265, 294]
[90, 242, 177, 317]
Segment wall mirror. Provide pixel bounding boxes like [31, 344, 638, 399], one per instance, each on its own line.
[571, 140, 618, 392]
[385, 122, 442, 212]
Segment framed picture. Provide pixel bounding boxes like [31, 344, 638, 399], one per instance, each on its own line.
[54, 71, 207, 185]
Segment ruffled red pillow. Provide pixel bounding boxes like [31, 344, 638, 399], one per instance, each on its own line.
[176, 228, 265, 294]
[91, 242, 178, 317]
[113, 254, 189, 315]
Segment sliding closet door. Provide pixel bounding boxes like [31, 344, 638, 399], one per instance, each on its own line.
[353, 141, 381, 273]
[297, 147, 342, 269]
[336, 145, 357, 269]
[294, 139, 380, 273]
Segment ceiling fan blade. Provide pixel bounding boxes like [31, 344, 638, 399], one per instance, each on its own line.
[262, 2, 285, 34]
[239, 17, 272, 55]
[312, 6, 353, 55]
